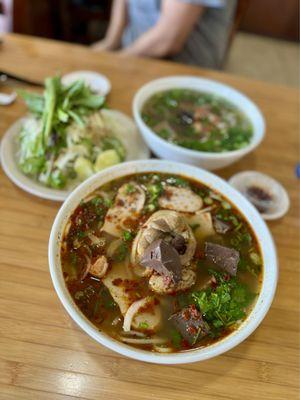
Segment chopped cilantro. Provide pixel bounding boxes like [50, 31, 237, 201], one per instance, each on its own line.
[76, 230, 86, 239]
[230, 230, 252, 250]
[234, 222, 243, 231]
[221, 201, 231, 210]
[197, 188, 210, 198]
[238, 257, 261, 277]
[204, 197, 213, 205]
[158, 128, 171, 140]
[192, 270, 255, 333]
[249, 252, 261, 266]
[104, 198, 112, 207]
[138, 322, 149, 329]
[122, 230, 135, 242]
[229, 214, 240, 226]
[91, 196, 102, 206]
[170, 329, 182, 348]
[125, 183, 136, 194]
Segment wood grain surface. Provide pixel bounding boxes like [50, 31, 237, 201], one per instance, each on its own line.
[0, 34, 299, 400]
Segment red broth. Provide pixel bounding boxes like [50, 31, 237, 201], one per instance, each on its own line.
[61, 173, 262, 353]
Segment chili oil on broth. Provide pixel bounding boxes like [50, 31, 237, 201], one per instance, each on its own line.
[141, 89, 253, 153]
[60, 173, 263, 353]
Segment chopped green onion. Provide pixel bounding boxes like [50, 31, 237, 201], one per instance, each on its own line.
[204, 197, 213, 205]
[123, 230, 134, 242]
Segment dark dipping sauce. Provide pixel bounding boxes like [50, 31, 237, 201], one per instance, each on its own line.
[246, 185, 274, 213]
[61, 173, 263, 353]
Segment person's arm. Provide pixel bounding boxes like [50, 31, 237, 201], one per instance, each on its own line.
[121, 0, 204, 57]
[92, 0, 127, 51]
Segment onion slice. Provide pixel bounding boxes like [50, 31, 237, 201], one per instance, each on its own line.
[123, 297, 151, 332]
[119, 337, 167, 345]
[153, 345, 173, 353]
[196, 206, 214, 214]
[81, 254, 92, 280]
[121, 330, 146, 338]
[88, 233, 105, 246]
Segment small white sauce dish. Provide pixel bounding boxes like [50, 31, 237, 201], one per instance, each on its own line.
[62, 71, 111, 96]
[229, 171, 290, 220]
[49, 160, 277, 364]
[133, 76, 265, 170]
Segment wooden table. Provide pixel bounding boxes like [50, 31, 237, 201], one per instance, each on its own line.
[0, 34, 299, 400]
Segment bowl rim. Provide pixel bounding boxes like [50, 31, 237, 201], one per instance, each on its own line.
[48, 159, 277, 364]
[132, 75, 265, 159]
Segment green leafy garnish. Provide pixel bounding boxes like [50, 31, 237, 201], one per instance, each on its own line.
[76, 230, 86, 239]
[18, 90, 44, 115]
[138, 322, 149, 329]
[249, 252, 261, 266]
[230, 231, 252, 249]
[204, 196, 213, 205]
[122, 230, 135, 242]
[170, 329, 182, 348]
[18, 75, 105, 189]
[192, 270, 256, 333]
[90, 196, 103, 207]
[221, 201, 231, 210]
[238, 257, 261, 277]
[125, 183, 136, 194]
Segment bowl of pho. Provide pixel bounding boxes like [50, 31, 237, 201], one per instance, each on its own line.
[133, 76, 265, 170]
[49, 160, 277, 364]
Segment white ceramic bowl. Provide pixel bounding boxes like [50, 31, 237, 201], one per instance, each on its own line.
[48, 160, 277, 364]
[133, 76, 265, 170]
[62, 70, 111, 96]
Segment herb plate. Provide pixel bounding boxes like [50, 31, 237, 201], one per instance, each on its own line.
[0, 110, 150, 201]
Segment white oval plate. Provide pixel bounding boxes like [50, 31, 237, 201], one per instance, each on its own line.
[62, 71, 111, 96]
[0, 110, 150, 202]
